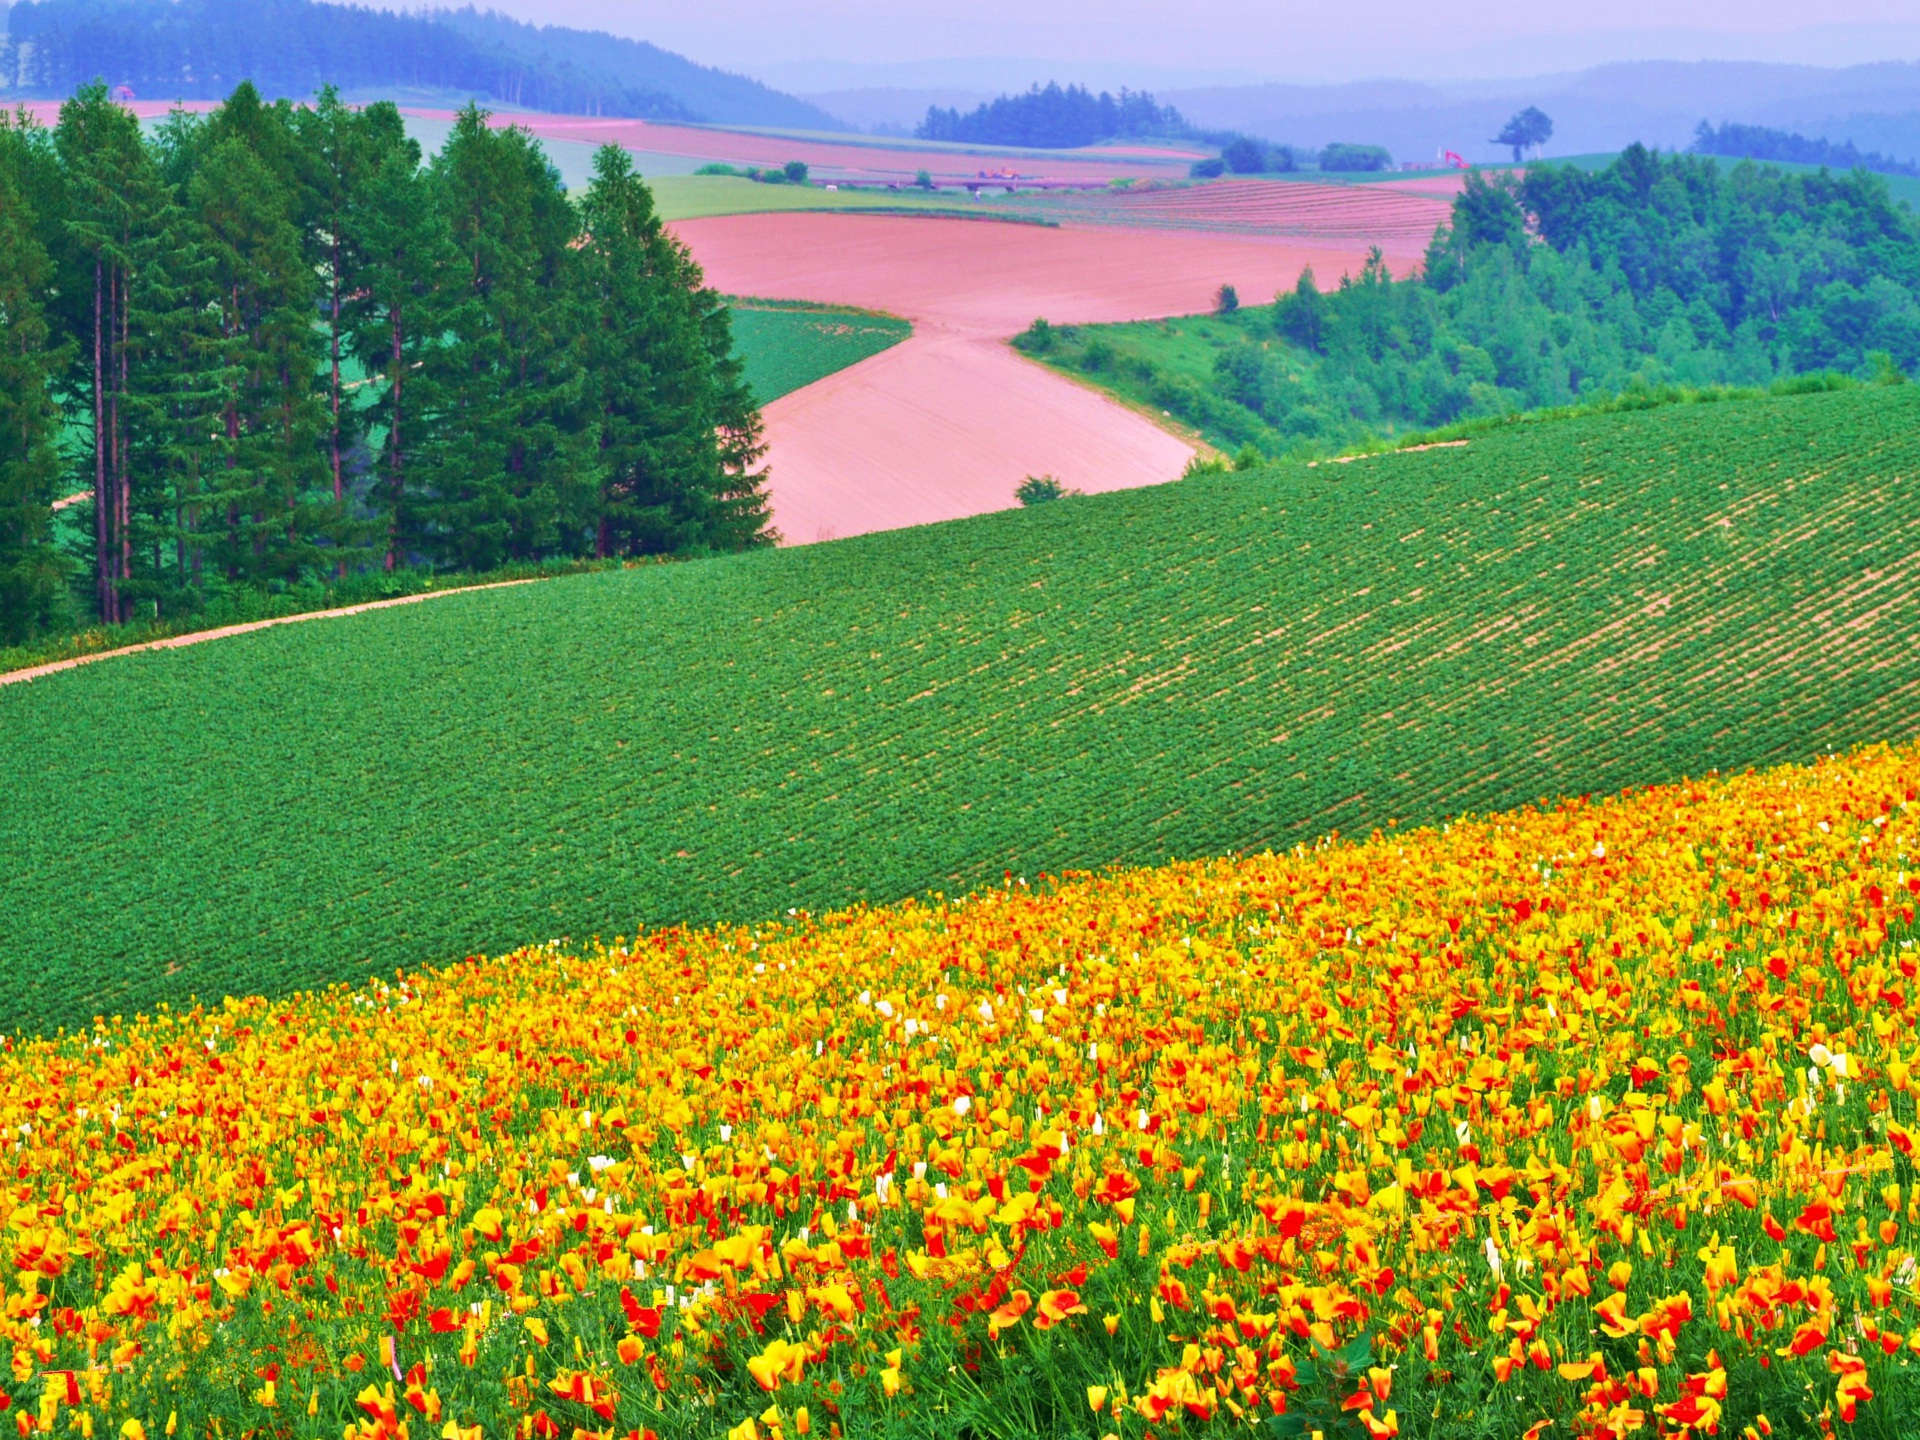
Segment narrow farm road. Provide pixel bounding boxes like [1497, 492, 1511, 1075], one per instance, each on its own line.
[671, 213, 1428, 544]
[0, 580, 540, 686]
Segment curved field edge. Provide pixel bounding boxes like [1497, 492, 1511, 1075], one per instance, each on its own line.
[4, 385, 1920, 1029]
[2, 744, 1918, 1436]
[726, 300, 912, 405]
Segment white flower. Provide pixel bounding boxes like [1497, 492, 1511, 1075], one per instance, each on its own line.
[1484, 1237, 1503, 1280]
[1810, 1043, 1834, 1068]
[952, 1095, 972, 1116]
[588, 1155, 615, 1172]
[1455, 1120, 1474, 1145]
[876, 1000, 895, 1018]
[977, 1000, 994, 1022]
[1831, 1052, 1850, 1079]
[1592, 842, 1606, 859]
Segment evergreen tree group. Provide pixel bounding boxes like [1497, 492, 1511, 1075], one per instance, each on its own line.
[917, 83, 1186, 150]
[0, 83, 770, 645]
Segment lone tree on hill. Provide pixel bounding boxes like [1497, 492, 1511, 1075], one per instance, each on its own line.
[1494, 107, 1553, 163]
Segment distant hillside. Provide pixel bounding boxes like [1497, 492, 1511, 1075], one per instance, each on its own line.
[1167, 59, 1920, 165]
[1692, 119, 1920, 177]
[0, 0, 844, 128]
[430, 9, 847, 132]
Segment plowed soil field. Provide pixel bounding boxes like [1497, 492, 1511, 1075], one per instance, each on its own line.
[1024, 179, 1454, 242]
[408, 108, 1192, 186]
[672, 213, 1427, 542]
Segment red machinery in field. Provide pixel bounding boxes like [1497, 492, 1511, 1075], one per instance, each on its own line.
[1441, 150, 1469, 169]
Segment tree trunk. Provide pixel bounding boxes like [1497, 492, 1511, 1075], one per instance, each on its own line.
[331, 235, 346, 578]
[386, 305, 403, 572]
[92, 260, 114, 625]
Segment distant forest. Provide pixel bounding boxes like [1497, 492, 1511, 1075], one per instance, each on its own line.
[0, 0, 844, 129]
[917, 82, 1188, 149]
[0, 84, 771, 647]
[1692, 120, 1920, 179]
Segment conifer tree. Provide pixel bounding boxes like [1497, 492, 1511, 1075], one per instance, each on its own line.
[0, 115, 69, 644]
[417, 107, 598, 569]
[52, 83, 178, 624]
[344, 116, 455, 570]
[574, 143, 769, 554]
[186, 86, 328, 585]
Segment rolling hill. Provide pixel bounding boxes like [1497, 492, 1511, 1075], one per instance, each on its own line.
[0, 0, 845, 128]
[3, 384, 1918, 1030]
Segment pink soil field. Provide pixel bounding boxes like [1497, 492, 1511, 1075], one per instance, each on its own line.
[1034, 180, 1453, 244]
[407, 108, 1193, 186]
[671, 213, 1432, 545]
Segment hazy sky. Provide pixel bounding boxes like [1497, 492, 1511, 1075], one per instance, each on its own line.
[416, 1, 1920, 87]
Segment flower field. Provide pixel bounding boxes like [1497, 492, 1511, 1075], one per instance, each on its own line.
[3, 386, 1920, 1031]
[4, 742, 1919, 1438]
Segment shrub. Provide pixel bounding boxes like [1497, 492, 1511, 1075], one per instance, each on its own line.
[1215, 283, 1239, 315]
[914, 168, 935, 190]
[1013, 318, 1055, 355]
[1232, 442, 1265, 471]
[695, 162, 739, 176]
[1015, 475, 1077, 505]
[1190, 157, 1225, 179]
[1319, 143, 1391, 172]
[783, 160, 810, 184]
[1222, 137, 1268, 174]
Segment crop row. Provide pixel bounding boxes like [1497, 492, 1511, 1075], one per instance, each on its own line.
[2, 386, 1919, 1028]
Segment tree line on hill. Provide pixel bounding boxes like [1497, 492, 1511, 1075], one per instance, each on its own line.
[1190, 138, 1392, 177]
[1020, 147, 1920, 455]
[0, 83, 769, 645]
[1691, 120, 1920, 179]
[0, 0, 845, 130]
[916, 82, 1188, 150]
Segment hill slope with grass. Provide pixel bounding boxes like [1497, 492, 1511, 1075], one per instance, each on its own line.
[4, 385, 1920, 1029]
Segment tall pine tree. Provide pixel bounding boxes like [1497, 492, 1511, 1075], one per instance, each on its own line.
[52, 83, 180, 624]
[574, 143, 770, 554]
[344, 112, 456, 570]
[187, 84, 328, 585]
[0, 113, 69, 644]
[416, 106, 598, 569]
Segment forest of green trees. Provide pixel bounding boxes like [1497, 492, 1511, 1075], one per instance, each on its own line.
[0, 83, 769, 646]
[916, 83, 1186, 149]
[1022, 147, 1920, 455]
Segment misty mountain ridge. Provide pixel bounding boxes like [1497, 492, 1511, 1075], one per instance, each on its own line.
[0, 0, 846, 130]
[796, 58, 1920, 169]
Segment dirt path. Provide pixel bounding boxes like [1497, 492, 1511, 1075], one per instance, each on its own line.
[0, 580, 538, 687]
[672, 213, 1427, 544]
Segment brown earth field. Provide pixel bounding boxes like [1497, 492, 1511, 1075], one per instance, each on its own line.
[671, 213, 1430, 544]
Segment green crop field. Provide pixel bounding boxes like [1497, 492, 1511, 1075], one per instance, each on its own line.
[728, 299, 912, 403]
[5, 385, 1920, 1031]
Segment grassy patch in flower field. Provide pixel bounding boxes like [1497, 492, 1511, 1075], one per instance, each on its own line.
[5, 385, 1920, 1029]
[727, 299, 912, 404]
[0, 746, 1917, 1435]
